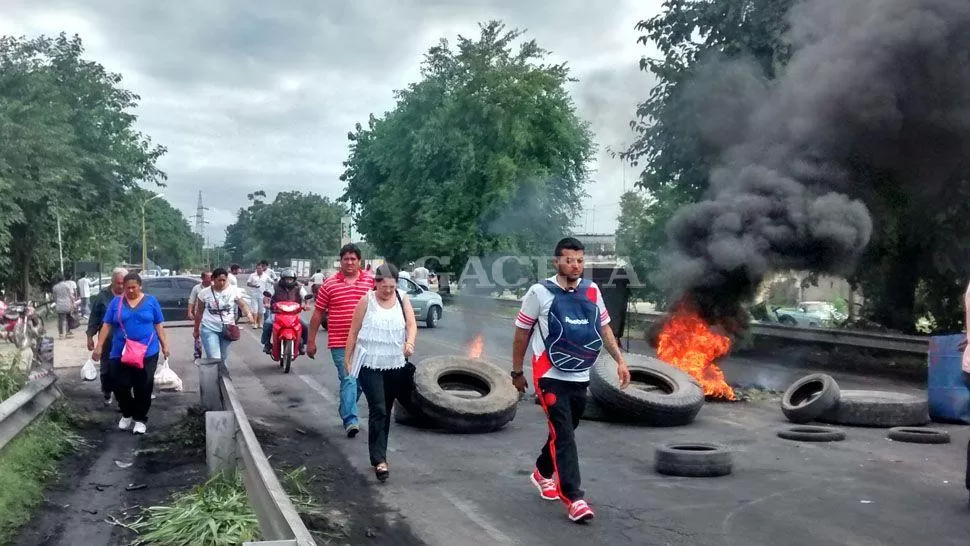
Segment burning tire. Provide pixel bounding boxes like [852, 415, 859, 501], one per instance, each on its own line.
[818, 390, 929, 428]
[780, 373, 840, 423]
[777, 425, 846, 442]
[654, 442, 732, 477]
[589, 353, 704, 427]
[887, 426, 950, 444]
[412, 355, 518, 433]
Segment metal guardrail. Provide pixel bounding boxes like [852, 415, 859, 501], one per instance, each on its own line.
[466, 295, 930, 355]
[196, 358, 315, 546]
[219, 375, 316, 546]
[0, 374, 62, 451]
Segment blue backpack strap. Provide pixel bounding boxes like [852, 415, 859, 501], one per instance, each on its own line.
[539, 279, 562, 293]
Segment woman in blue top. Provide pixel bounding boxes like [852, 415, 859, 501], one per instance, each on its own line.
[92, 272, 170, 435]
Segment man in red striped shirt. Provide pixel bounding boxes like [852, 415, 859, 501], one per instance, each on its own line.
[308, 244, 375, 437]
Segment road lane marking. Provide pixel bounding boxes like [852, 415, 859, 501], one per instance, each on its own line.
[298, 374, 337, 404]
[438, 490, 516, 545]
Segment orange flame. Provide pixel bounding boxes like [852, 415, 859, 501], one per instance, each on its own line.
[467, 334, 484, 359]
[656, 307, 735, 400]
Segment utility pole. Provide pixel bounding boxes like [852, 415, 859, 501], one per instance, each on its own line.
[141, 193, 164, 271]
[55, 204, 64, 277]
[194, 191, 210, 269]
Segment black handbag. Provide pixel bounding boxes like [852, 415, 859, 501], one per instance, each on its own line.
[395, 291, 416, 377]
[67, 310, 80, 330]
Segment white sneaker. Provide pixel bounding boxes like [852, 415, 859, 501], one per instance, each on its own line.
[132, 422, 147, 435]
[118, 417, 133, 430]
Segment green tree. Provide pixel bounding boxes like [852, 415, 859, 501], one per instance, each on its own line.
[622, 0, 793, 212]
[118, 189, 203, 271]
[224, 191, 346, 268]
[224, 191, 269, 265]
[615, 191, 662, 304]
[339, 21, 594, 273]
[0, 33, 166, 297]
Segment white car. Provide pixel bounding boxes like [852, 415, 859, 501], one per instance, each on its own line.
[398, 271, 443, 328]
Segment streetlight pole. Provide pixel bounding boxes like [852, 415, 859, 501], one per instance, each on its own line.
[141, 193, 164, 272]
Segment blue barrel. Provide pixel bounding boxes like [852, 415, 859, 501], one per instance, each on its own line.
[927, 333, 970, 423]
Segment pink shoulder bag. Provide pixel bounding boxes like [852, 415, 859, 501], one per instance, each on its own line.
[117, 297, 153, 369]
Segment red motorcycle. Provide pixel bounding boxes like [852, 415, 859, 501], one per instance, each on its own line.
[268, 300, 306, 374]
[1, 300, 45, 348]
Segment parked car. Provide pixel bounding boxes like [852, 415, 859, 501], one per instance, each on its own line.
[398, 271, 443, 328]
[749, 300, 846, 328]
[141, 275, 200, 322]
[775, 301, 846, 327]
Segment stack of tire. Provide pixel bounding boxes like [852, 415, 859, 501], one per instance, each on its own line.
[584, 353, 705, 427]
[393, 355, 519, 433]
[779, 373, 946, 443]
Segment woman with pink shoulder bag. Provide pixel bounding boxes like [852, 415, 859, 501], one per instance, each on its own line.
[92, 272, 170, 435]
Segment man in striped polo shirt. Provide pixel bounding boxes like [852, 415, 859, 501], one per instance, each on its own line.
[308, 243, 375, 437]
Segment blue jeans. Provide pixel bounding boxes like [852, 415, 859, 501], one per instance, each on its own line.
[331, 348, 361, 428]
[261, 316, 308, 348]
[200, 326, 233, 366]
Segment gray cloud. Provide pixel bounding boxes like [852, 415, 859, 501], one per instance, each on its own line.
[2, 0, 660, 245]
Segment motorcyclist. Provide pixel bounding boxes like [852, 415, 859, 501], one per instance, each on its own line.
[261, 268, 311, 355]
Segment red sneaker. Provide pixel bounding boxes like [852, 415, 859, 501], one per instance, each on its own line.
[567, 500, 595, 523]
[530, 469, 558, 501]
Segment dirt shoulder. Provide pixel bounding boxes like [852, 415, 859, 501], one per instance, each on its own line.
[249, 412, 424, 546]
[14, 357, 206, 546]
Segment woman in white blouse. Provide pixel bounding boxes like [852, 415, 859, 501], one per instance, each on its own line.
[344, 263, 417, 482]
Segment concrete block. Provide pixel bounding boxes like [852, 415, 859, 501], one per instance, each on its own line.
[205, 410, 237, 477]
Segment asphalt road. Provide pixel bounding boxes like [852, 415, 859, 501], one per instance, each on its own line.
[220, 303, 969, 545]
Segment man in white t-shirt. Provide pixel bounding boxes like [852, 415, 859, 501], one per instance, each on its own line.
[228, 264, 240, 288]
[246, 260, 273, 329]
[77, 276, 92, 318]
[188, 271, 213, 320]
[511, 237, 630, 524]
[412, 265, 430, 290]
[310, 268, 326, 296]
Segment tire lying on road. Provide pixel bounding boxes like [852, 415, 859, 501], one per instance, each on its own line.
[590, 353, 704, 426]
[412, 355, 518, 433]
[777, 425, 846, 442]
[392, 392, 438, 429]
[780, 373, 840, 423]
[886, 426, 950, 444]
[654, 442, 732, 477]
[818, 390, 929, 428]
[579, 390, 613, 422]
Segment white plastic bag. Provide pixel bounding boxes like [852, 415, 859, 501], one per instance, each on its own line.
[154, 358, 183, 391]
[81, 358, 98, 381]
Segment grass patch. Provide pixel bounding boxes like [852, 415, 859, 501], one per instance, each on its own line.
[281, 465, 349, 543]
[0, 360, 27, 401]
[0, 400, 86, 544]
[128, 470, 260, 546]
[149, 405, 206, 453]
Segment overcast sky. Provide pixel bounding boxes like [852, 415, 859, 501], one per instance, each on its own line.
[2, 0, 662, 246]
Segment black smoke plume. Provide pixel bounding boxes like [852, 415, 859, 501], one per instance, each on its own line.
[662, 0, 970, 328]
